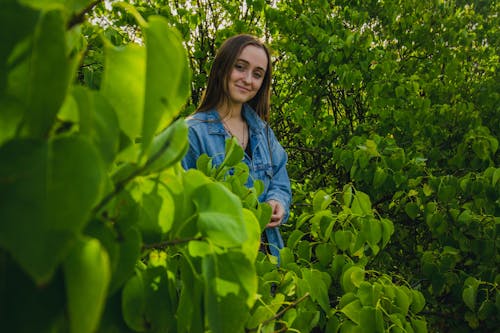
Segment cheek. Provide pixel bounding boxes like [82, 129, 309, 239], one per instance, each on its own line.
[229, 68, 242, 81]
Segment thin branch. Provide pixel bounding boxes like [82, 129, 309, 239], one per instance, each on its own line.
[68, 0, 103, 29]
[246, 292, 311, 332]
[282, 145, 326, 155]
[142, 236, 204, 250]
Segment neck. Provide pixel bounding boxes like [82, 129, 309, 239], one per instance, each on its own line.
[218, 101, 243, 120]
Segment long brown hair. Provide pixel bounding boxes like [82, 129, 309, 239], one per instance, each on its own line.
[196, 34, 272, 121]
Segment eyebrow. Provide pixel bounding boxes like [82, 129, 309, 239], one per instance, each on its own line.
[236, 58, 266, 72]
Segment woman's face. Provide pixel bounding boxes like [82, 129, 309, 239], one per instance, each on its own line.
[226, 45, 268, 106]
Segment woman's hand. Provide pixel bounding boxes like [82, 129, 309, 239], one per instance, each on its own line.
[266, 199, 285, 228]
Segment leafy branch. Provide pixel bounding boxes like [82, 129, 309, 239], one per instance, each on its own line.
[92, 136, 174, 215]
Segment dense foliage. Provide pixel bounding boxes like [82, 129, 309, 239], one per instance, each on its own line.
[1, 0, 498, 332]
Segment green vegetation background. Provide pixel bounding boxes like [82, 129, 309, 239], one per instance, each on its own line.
[0, 0, 498, 332]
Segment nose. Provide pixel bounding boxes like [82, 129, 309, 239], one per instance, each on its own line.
[241, 70, 252, 84]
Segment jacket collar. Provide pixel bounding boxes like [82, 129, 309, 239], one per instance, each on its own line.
[242, 104, 266, 133]
[193, 104, 266, 135]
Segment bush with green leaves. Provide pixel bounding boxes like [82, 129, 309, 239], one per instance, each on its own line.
[1, 1, 264, 332]
[330, 134, 499, 331]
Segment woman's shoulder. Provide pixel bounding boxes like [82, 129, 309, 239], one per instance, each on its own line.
[185, 110, 219, 126]
[185, 110, 226, 137]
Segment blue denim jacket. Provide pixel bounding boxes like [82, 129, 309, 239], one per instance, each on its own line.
[181, 104, 292, 260]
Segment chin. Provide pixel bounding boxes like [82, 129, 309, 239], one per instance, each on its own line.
[230, 95, 252, 105]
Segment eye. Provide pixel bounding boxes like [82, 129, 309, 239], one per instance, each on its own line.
[234, 63, 245, 71]
[253, 71, 264, 79]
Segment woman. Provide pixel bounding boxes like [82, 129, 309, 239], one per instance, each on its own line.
[181, 34, 292, 261]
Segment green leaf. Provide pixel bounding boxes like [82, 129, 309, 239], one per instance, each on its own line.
[437, 184, 456, 203]
[282, 308, 298, 329]
[342, 266, 365, 292]
[395, 86, 405, 98]
[143, 118, 188, 174]
[19, 9, 72, 138]
[193, 182, 247, 247]
[492, 168, 500, 186]
[108, 226, 142, 295]
[246, 293, 285, 330]
[472, 138, 490, 160]
[101, 42, 145, 146]
[72, 86, 120, 166]
[343, 184, 353, 207]
[395, 286, 411, 315]
[410, 290, 426, 313]
[222, 137, 245, 168]
[122, 274, 147, 332]
[241, 208, 261, 263]
[131, 179, 174, 243]
[64, 237, 110, 333]
[477, 299, 496, 320]
[339, 292, 357, 308]
[313, 190, 332, 212]
[335, 230, 353, 251]
[464, 311, 479, 329]
[0, 2, 39, 145]
[0, 97, 24, 146]
[380, 218, 394, 248]
[358, 282, 382, 307]
[254, 198, 272, 231]
[142, 267, 176, 332]
[411, 318, 428, 333]
[359, 306, 384, 333]
[196, 153, 213, 174]
[203, 253, 252, 333]
[141, 16, 190, 154]
[361, 218, 382, 247]
[69, 0, 96, 12]
[217, 251, 257, 306]
[331, 255, 347, 279]
[287, 230, 305, 250]
[405, 202, 419, 220]
[19, 0, 91, 12]
[280, 247, 295, 267]
[188, 240, 214, 257]
[373, 166, 387, 188]
[83, 219, 119, 278]
[290, 309, 320, 332]
[302, 269, 330, 312]
[176, 258, 204, 333]
[310, 210, 333, 240]
[0, 137, 105, 284]
[462, 277, 479, 311]
[341, 299, 362, 324]
[176, 169, 211, 230]
[388, 313, 405, 332]
[351, 191, 372, 216]
[315, 242, 334, 266]
[0, 0, 37, 74]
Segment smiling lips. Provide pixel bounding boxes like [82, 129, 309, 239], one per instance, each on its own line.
[235, 84, 251, 93]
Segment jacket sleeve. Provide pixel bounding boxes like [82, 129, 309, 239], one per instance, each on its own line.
[263, 126, 292, 224]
